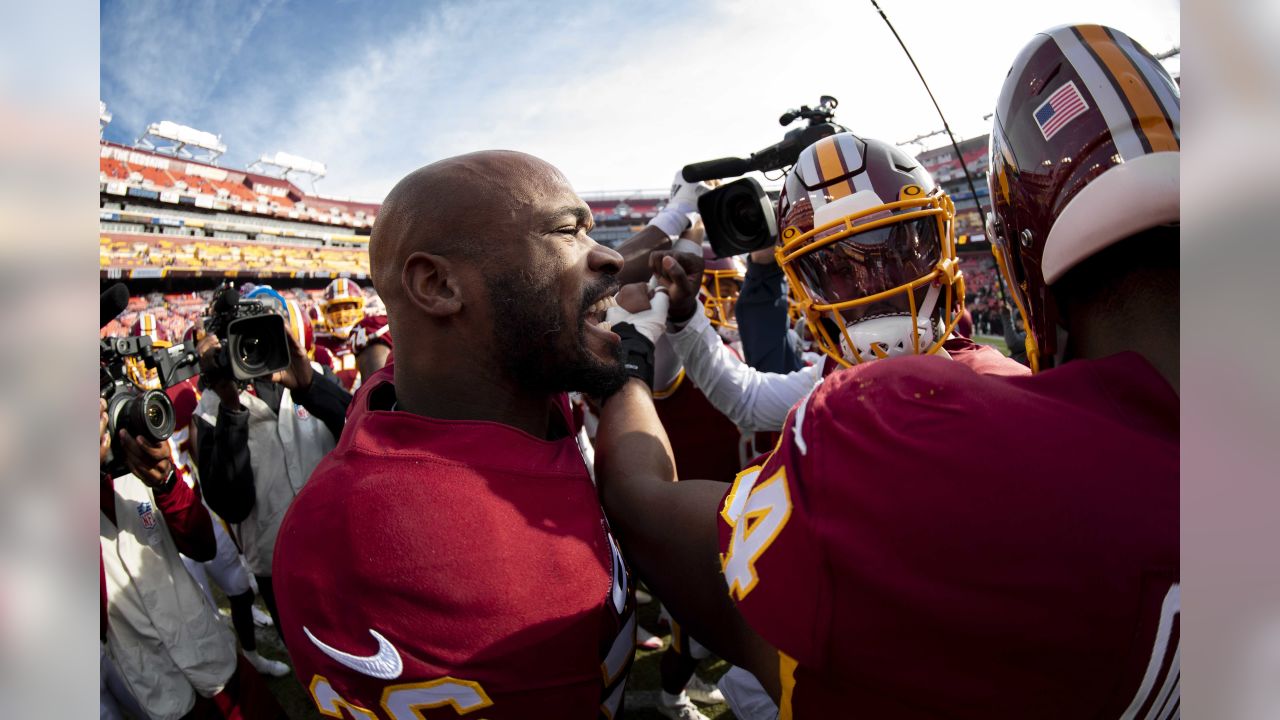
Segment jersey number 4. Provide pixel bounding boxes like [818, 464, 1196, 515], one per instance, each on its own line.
[310, 675, 492, 719]
[721, 465, 793, 601]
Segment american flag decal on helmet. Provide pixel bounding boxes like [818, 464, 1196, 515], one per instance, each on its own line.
[1034, 81, 1090, 141]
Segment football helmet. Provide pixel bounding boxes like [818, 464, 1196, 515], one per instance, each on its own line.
[129, 312, 171, 348]
[701, 245, 744, 330]
[285, 299, 315, 357]
[322, 278, 365, 339]
[306, 303, 327, 333]
[775, 132, 963, 367]
[987, 25, 1179, 372]
[126, 312, 170, 388]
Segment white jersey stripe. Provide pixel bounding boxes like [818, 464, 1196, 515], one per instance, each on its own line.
[1151, 672, 1179, 720]
[1120, 583, 1180, 720]
[601, 613, 636, 685]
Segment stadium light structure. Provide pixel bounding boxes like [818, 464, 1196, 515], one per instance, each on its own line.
[897, 128, 948, 151]
[136, 120, 227, 164]
[249, 151, 327, 193]
[99, 101, 112, 137]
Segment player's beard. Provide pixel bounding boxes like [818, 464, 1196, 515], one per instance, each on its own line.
[486, 268, 627, 397]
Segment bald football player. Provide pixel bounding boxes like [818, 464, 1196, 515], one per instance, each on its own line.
[272, 151, 637, 719]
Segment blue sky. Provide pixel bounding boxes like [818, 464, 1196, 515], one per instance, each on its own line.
[101, 0, 1180, 201]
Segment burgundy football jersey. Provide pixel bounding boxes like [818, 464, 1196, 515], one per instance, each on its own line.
[718, 351, 1177, 718]
[352, 314, 393, 355]
[314, 332, 359, 391]
[655, 372, 747, 483]
[164, 377, 201, 483]
[273, 374, 635, 719]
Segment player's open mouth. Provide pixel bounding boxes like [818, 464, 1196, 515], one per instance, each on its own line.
[583, 291, 621, 351]
[584, 293, 618, 330]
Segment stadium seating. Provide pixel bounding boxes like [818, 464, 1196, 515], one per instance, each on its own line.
[100, 232, 370, 278]
[100, 141, 378, 229]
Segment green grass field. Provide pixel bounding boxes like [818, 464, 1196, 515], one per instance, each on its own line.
[972, 333, 1010, 357]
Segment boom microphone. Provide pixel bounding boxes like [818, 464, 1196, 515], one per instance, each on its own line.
[100, 283, 129, 328]
[682, 157, 752, 183]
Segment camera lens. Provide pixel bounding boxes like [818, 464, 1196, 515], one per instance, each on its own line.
[227, 314, 290, 380]
[110, 387, 175, 444]
[727, 194, 765, 237]
[239, 336, 264, 367]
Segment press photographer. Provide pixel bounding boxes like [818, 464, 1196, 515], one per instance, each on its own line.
[99, 283, 284, 720]
[192, 285, 352, 632]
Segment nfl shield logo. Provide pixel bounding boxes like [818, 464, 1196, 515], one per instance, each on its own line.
[137, 501, 157, 530]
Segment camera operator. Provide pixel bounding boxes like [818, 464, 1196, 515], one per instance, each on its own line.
[193, 292, 351, 633]
[100, 399, 283, 720]
[736, 247, 805, 374]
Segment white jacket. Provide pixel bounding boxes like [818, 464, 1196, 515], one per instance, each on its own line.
[196, 380, 335, 575]
[666, 311, 822, 432]
[100, 473, 237, 720]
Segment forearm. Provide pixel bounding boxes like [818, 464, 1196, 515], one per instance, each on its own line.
[594, 380, 778, 686]
[154, 476, 216, 560]
[197, 409, 256, 523]
[615, 225, 672, 285]
[669, 313, 819, 432]
[738, 262, 801, 374]
[292, 372, 352, 440]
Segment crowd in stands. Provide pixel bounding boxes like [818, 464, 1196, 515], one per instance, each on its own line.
[958, 252, 1007, 336]
[100, 233, 369, 277]
[100, 143, 379, 230]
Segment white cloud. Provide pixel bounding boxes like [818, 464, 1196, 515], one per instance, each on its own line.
[104, 0, 1180, 200]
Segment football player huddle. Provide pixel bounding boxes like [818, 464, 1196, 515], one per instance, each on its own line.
[101, 22, 1177, 720]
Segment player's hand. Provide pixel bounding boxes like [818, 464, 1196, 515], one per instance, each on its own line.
[605, 282, 669, 344]
[749, 247, 777, 266]
[118, 429, 174, 488]
[270, 329, 313, 393]
[196, 332, 242, 408]
[648, 170, 713, 237]
[650, 251, 705, 324]
[667, 170, 713, 217]
[100, 398, 111, 465]
[196, 331, 222, 373]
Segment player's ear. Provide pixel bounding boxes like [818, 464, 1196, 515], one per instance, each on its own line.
[402, 252, 463, 317]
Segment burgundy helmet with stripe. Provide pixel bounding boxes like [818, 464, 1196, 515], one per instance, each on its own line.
[775, 132, 962, 367]
[987, 24, 1179, 371]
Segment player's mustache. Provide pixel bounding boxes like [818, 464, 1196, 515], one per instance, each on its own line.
[579, 277, 620, 315]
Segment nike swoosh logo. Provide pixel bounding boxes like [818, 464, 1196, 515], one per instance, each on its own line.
[303, 626, 404, 680]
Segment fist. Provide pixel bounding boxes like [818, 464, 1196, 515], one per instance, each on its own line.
[616, 282, 653, 313]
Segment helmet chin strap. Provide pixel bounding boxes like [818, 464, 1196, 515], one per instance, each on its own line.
[839, 284, 945, 363]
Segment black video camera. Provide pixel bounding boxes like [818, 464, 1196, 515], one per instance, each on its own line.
[683, 96, 847, 257]
[202, 284, 292, 383]
[100, 334, 200, 475]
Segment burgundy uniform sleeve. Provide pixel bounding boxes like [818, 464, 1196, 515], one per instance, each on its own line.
[154, 469, 216, 561]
